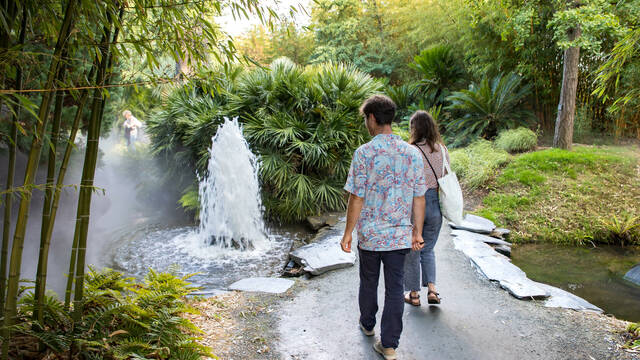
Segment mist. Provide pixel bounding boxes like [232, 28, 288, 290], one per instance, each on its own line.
[0, 128, 189, 297]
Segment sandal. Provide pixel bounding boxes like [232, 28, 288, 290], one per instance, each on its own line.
[404, 292, 420, 306]
[427, 290, 441, 304]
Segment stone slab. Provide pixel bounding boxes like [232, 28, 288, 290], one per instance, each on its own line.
[536, 283, 603, 312]
[499, 278, 549, 300]
[470, 255, 526, 281]
[451, 229, 512, 246]
[307, 216, 327, 231]
[228, 277, 294, 294]
[453, 237, 505, 259]
[290, 234, 356, 275]
[624, 263, 640, 286]
[454, 236, 550, 300]
[449, 214, 496, 234]
[494, 244, 512, 257]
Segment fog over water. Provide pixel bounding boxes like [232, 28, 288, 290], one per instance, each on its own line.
[0, 129, 187, 296]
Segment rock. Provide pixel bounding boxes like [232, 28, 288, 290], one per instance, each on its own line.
[290, 234, 356, 275]
[325, 214, 340, 227]
[451, 229, 511, 246]
[624, 263, 640, 286]
[492, 228, 511, 239]
[535, 283, 603, 312]
[453, 236, 549, 300]
[283, 260, 306, 277]
[499, 278, 549, 300]
[228, 277, 294, 294]
[494, 244, 512, 257]
[449, 214, 495, 234]
[307, 216, 327, 231]
[453, 236, 504, 259]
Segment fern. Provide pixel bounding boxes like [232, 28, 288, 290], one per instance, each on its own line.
[11, 268, 214, 359]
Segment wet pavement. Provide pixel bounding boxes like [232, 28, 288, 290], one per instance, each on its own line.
[277, 225, 635, 360]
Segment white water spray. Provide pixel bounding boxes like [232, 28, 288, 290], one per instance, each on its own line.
[197, 118, 267, 250]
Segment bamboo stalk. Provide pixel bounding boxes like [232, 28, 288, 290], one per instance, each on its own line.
[71, 3, 122, 322]
[0, 2, 25, 316]
[1, 1, 77, 358]
[33, 67, 66, 322]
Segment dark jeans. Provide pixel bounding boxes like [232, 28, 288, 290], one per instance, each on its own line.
[358, 247, 409, 349]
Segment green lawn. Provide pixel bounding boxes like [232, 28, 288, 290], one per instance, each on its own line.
[473, 145, 640, 246]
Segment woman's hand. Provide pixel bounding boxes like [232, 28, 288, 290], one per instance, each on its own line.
[412, 234, 425, 251]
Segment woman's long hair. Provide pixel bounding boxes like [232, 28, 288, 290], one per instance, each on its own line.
[409, 110, 442, 152]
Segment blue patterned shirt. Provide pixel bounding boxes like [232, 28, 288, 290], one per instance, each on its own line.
[344, 134, 427, 251]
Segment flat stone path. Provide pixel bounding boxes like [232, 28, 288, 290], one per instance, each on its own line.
[276, 225, 634, 360]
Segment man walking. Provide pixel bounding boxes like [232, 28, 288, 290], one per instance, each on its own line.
[340, 95, 427, 359]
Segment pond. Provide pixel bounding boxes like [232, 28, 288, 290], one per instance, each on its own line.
[512, 243, 640, 322]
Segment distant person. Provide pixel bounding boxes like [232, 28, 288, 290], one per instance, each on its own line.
[403, 110, 451, 306]
[122, 110, 142, 148]
[340, 95, 426, 359]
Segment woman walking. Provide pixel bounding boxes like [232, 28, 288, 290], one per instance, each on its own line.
[404, 110, 450, 306]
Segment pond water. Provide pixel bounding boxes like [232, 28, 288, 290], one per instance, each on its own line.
[105, 222, 311, 294]
[512, 243, 640, 322]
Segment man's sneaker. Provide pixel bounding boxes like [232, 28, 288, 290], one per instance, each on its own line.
[373, 340, 397, 360]
[359, 322, 374, 336]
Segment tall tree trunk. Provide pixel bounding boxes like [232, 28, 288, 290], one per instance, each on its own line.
[1, 1, 77, 358]
[0, 1, 25, 316]
[71, 3, 122, 322]
[553, 25, 581, 150]
[33, 66, 66, 322]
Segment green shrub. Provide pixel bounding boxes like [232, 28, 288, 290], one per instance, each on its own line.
[232, 58, 381, 222]
[494, 127, 538, 153]
[450, 139, 511, 189]
[445, 72, 534, 147]
[148, 59, 380, 222]
[13, 268, 213, 359]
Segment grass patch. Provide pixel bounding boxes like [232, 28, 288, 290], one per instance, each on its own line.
[495, 127, 538, 153]
[475, 145, 640, 246]
[450, 139, 511, 189]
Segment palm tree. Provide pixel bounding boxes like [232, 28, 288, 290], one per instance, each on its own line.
[410, 44, 465, 105]
[446, 72, 534, 145]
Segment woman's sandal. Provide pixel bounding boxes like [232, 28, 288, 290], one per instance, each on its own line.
[404, 292, 421, 306]
[427, 290, 441, 304]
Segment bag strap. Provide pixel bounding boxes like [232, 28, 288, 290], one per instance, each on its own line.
[413, 144, 438, 180]
[439, 143, 451, 175]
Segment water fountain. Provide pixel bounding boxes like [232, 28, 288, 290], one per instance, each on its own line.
[197, 118, 267, 250]
[109, 118, 295, 291]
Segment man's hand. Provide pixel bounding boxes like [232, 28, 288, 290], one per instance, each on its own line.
[412, 234, 424, 251]
[341, 233, 352, 253]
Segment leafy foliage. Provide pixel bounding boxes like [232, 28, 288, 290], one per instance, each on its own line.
[450, 140, 511, 189]
[446, 72, 534, 146]
[232, 58, 381, 221]
[494, 127, 538, 153]
[11, 268, 213, 359]
[147, 59, 380, 222]
[410, 44, 465, 105]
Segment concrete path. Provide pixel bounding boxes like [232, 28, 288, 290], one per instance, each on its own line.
[276, 226, 634, 360]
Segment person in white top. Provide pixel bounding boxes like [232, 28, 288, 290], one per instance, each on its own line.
[122, 110, 143, 147]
